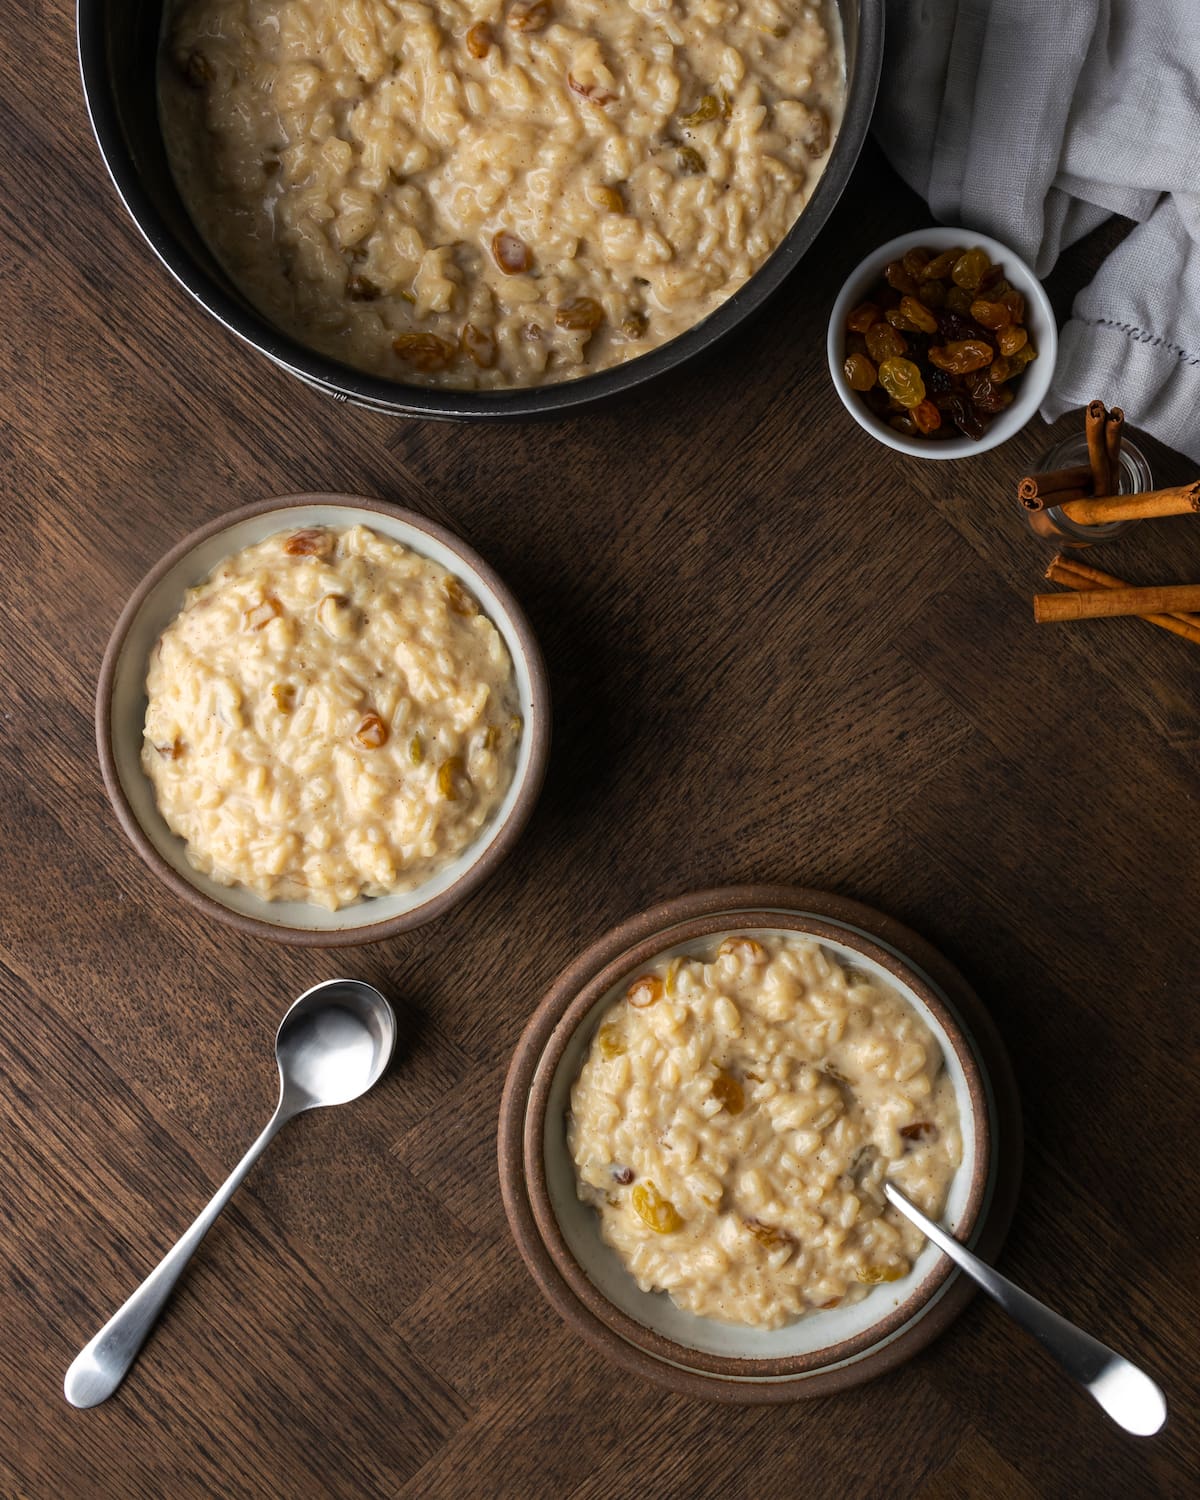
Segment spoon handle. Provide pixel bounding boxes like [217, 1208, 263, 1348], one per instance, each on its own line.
[883, 1182, 1166, 1436]
[64, 1106, 290, 1408]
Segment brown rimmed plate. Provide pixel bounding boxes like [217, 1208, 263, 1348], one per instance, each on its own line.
[96, 494, 551, 945]
[499, 885, 1021, 1402]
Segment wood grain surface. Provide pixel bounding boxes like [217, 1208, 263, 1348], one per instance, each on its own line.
[3, 4, 1198, 1495]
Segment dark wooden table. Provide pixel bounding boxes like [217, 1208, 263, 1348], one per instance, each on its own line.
[4, 6, 1198, 1495]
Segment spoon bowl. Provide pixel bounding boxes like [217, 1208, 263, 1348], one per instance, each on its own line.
[277, 980, 396, 1109]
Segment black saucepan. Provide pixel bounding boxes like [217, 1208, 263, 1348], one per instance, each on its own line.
[77, 0, 882, 418]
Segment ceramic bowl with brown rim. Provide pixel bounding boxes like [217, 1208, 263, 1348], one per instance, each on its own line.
[97, 494, 550, 945]
[499, 886, 1019, 1402]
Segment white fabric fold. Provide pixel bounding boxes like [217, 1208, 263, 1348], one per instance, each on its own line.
[873, 0, 1200, 461]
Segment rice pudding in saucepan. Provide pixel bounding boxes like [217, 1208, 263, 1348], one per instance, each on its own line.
[568, 933, 961, 1329]
[159, 0, 844, 388]
[142, 524, 520, 909]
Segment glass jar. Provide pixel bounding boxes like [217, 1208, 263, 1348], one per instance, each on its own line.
[1031, 432, 1154, 546]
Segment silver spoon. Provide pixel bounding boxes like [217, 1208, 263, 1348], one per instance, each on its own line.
[883, 1181, 1167, 1436]
[64, 978, 396, 1409]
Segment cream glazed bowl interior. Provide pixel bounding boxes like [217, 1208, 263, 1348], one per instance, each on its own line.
[827, 226, 1058, 459]
[499, 888, 1003, 1400]
[97, 494, 550, 945]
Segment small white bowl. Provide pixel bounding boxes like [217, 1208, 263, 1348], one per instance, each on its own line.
[97, 494, 550, 946]
[827, 227, 1057, 459]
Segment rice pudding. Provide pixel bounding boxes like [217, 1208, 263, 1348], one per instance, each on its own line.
[568, 932, 962, 1328]
[142, 523, 520, 909]
[159, 0, 845, 388]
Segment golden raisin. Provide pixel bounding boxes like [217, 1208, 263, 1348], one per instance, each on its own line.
[798, 105, 829, 157]
[817, 1296, 842, 1310]
[969, 298, 1011, 330]
[900, 247, 930, 278]
[592, 184, 624, 212]
[444, 575, 477, 615]
[928, 339, 994, 374]
[897, 296, 938, 334]
[680, 94, 720, 127]
[409, 733, 424, 765]
[597, 1024, 625, 1059]
[438, 756, 466, 799]
[1000, 288, 1026, 323]
[620, 311, 648, 339]
[154, 738, 185, 760]
[271, 683, 295, 713]
[911, 399, 941, 434]
[846, 301, 878, 333]
[492, 229, 532, 274]
[711, 1068, 745, 1115]
[744, 1218, 793, 1251]
[465, 21, 492, 57]
[284, 527, 333, 558]
[996, 323, 1028, 356]
[857, 1263, 907, 1285]
[676, 146, 705, 174]
[555, 297, 604, 333]
[1007, 342, 1037, 374]
[632, 1182, 683, 1234]
[900, 1121, 938, 1142]
[865, 322, 906, 362]
[507, 0, 551, 30]
[918, 247, 963, 280]
[243, 596, 282, 631]
[877, 357, 926, 408]
[988, 356, 1012, 383]
[392, 332, 457, 372]
[883, 260, 918, 296]
[843, 352, 876, 391]
[950, 247, 990, 290]
[626, 974, 663, 1008]
[461, 322, 497, 369]
[355, 712, 388, 749]
[346, 273, 379, 301]
[482, 725, 499, 751]
[718, 936, 767, 964]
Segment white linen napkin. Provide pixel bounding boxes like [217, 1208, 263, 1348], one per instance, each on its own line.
[872, 0, 1200, 462]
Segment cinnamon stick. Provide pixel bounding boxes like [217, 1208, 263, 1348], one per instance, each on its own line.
[1044, 555, 1200, 645]
[1034, 582, 1200, 623]
[1103, 406, 1125, 485]
[1016, 464, 1094, 511]
[1059, 481, 1200, 526]
[1085, 399, 1111, 495]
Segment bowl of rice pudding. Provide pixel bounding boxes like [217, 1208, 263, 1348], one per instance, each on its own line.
[499, 886, 1018, 1401]
[78, 0, 882, 415]
[97, 494, 549, 944]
